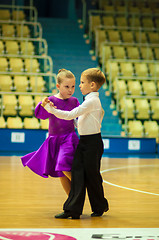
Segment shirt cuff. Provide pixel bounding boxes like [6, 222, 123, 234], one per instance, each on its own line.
[44, 103, 55, 114]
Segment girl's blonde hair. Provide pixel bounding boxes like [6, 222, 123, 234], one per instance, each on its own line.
[56, 69, 75, 84]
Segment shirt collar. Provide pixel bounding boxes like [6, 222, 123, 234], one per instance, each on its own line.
[85, 92, 99, 100]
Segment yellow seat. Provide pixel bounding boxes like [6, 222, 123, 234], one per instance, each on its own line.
[14, 76, 28, 92]
[99, 45, 112, 64]
[0, 10, 10, 20]
[116, 17, 128, 27]
[134, 62, 148, 77]
[29, 76, 45, 92]
[16, 25, 30, 37]
[149, 63, 159, 77]
[113, 80, 127, 99]
[40, 119, 49, 130]
[19, 95, 34, 116]
[120, 98, 135, 119]
[2, 95, 17, 116]
[95, 29, 106, 55]
[0, 116, 6, 128]
[24, 117, 39, 129]
[121, 31, 134, 43]
[9, 58, 23, 72]
[5, 40, 19, 55]
[34, 95, 43, 106]
[127, 80, 142, 96]
[150, 99, 159, 120]
[103, 16, 115, 27]
[129, 17, 141, 27]
[120, 62, 134, 76]
[144, 121, 159, 139]
[106, 62, 119, 81]
[147, 32, 159, 44]
[0, 58, 8, 71]
[7, 116, 23, 129]
[0, 75, 13, 91]
[20, 41, 35, 55]
[2, 24, 15, 37]
[135, 99, 150, 120]
[0, 41, 4, 54]
[140, 47, 154, 60]
[107, 30, 120, 42]
[127, 46, 140, 59]
[135, 32, 148, 43]
[24, 58, 40, 72]
[90, 15, 101, 34]
[142, 81, 157, 96]
[154, 48, 159, 60]
[12, 10, 25, 21]
[128, 120, 143, 137]
[113, 46, 126, 59]
[142, 17, 154, 28]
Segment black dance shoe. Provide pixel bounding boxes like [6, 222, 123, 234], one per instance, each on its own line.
[91, 207, 109, 217]
[55, 211, 80, 219]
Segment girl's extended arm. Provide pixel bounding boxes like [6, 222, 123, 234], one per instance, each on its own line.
[44, 100, 92, 120]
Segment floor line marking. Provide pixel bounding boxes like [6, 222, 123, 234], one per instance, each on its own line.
[101, 164, 159, 196]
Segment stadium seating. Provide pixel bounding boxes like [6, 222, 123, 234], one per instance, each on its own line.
[135, 99, 150, 120]
[0, 75, 13, 91]
[18, 95, 34, 117]
[7, 116, 23, 129]
[2, 95, 17, 116]
[144, 121, 159, 139]
[120, 98, 135, 119]
[23, 117, 39, 129]
[128, 120, 144, 137]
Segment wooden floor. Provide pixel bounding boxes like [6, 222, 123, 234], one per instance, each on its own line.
[0, 155, 159, 228]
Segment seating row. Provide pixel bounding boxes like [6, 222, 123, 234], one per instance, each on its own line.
[127, 120, 159, 141]
[0, 116, 49, 130]
[0, 24, 30, 38]
[0, 57, 40, 72]
[0, 95, 47, 117]
[99, 45, 159, 63]
[0, 40, 35, 55]
[91, 15, 159, 34]
[106, 61, 159, 80]
[96, 29, 159, 45]
[0, 9, 26, 21]
[0, 75, 45, 92]
[101, 0, 159, 13]
[113, 79, 159, 98]
[119, 98, 159, 120]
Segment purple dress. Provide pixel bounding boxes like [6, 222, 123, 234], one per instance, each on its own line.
[21, 96, 80, 178]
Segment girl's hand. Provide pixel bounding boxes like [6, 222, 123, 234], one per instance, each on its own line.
[41, 97, 56, 108]
[41, 97, 50, 107]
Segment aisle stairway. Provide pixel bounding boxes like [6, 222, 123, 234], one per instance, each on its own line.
[39, 17, 122, 136]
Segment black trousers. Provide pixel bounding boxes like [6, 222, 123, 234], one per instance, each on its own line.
[63, 133, 109, 215]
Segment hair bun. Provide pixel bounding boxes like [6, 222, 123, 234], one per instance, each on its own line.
[58, 69, 67, 73]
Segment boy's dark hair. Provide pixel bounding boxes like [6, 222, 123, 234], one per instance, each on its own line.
[82, 68, 106, 88]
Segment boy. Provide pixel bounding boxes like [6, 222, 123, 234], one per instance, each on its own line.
[43, 68, 109, 219]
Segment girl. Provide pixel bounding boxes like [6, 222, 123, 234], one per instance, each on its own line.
[21, 69, 80, 195]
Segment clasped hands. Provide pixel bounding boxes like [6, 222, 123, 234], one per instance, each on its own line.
[41, 97, 57, 108]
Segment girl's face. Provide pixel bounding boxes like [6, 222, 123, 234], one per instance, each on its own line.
[57, 77, 75, 99]
[79, 75, 94, 95]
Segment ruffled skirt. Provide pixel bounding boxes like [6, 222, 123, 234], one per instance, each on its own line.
[21, 132, 79, 178]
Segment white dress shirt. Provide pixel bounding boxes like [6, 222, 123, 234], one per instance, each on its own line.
[44, 92, 104, 136]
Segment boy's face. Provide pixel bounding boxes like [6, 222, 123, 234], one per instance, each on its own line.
[79, 75, 94, 95]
